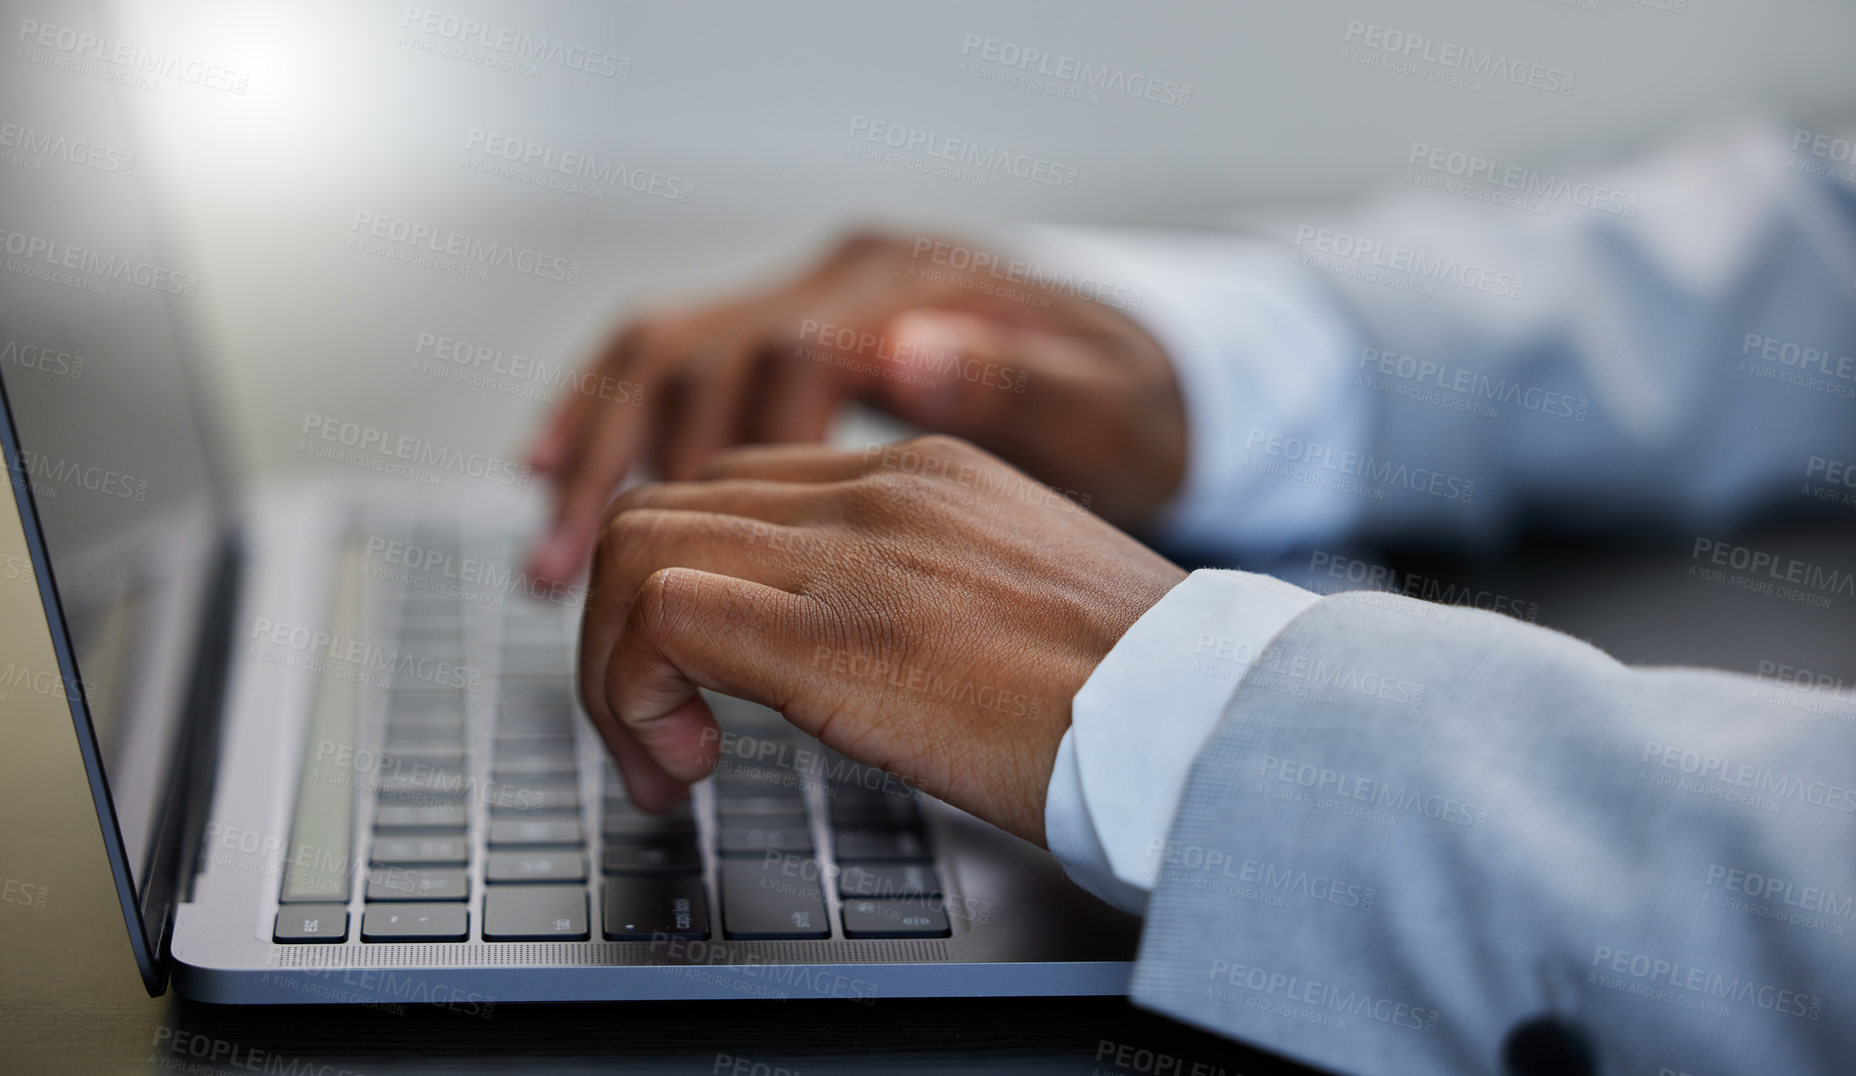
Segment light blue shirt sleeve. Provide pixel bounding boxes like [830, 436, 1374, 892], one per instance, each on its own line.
[1019, 120, 1856, 559]
[1009, 226, 1371, 558]
[1044, 568, 1319, 914]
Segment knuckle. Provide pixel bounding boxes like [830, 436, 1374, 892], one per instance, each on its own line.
[602, 482, 665, 527]
[829, 228, 897, 263]
[632, 566, 684, 635]
[901, 433, 977, 464]
[604, 503, 674, 546]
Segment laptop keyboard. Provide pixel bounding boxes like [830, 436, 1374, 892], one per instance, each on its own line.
[271, 530, 952, 947]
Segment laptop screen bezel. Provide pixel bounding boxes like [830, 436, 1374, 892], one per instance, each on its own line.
[0, 370, 169, 993]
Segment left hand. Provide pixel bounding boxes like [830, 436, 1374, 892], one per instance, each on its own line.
[575, 435, 1186, 845]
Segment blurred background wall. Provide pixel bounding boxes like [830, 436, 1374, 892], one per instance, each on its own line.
[82, 0, 1856, 481]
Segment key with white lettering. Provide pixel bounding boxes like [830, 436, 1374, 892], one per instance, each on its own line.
[361, 903, 468, 942]
[720, 855, 830, 939]
[602, 875, 709, 940]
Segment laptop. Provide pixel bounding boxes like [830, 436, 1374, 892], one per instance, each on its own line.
[0, 2, 1137, 1006]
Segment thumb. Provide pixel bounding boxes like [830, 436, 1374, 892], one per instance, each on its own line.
[877, 309, 1102, 440]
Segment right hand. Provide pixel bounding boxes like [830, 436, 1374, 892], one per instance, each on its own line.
[525, 230, 1188, 583]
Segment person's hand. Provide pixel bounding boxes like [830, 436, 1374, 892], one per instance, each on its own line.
[527, 231, 1188, 583]
[576, 435, 1186, 845]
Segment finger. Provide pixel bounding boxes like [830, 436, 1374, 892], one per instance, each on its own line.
[697, 443, 872, 483]
[611, 479, 828, 526]
[530, 351, 673, 584]
[661, 342, 760, 481]
[743, 339, 845, 446]
[598, 719, 690, 813]
[582, 507, 812, 661]
[577, 516, 816, 808]
[879, 309, 1105, 446]
[528, 323, 632, 476]
[605, 567, 817, 790]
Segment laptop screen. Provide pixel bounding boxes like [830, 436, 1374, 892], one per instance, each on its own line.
[0, 2, 227, 988]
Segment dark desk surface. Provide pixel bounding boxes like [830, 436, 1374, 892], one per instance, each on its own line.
[5, 507, 1852, 1075]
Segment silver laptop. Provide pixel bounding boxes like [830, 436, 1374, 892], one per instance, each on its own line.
[0, 5, 1136, 1006]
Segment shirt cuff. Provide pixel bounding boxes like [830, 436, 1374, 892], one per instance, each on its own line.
[1044, 568, 1320, 914]
[1008, 225, 1371, 558]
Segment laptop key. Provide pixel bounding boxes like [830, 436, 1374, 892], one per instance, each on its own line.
[374, 804, 468, 831]
[601, 840, 701, 875]
[493, 757, 578, 778]
[720, 856, 830, 939]
[840, 897, 951, 939]
[274, 905, 347, 943]
[834, 828, 928, 861]
[603, 875, 709, 940]
[366, 867, 468, 902]
[361, 903, 468, 942]
[828, 793, 922, 829]
[717, 825, 813, 856]
[372, 836, 468, 866]
[601, 813, 698, 840]
[715, 795, 807, 817]
[837, 860, 941, 899]
[487, 851, 587, 884]
[483, 886, 589, 941]
[488, 819, 584, 847]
